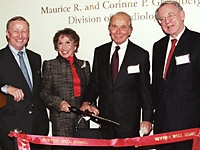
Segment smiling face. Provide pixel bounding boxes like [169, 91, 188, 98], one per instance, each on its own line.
[57, 35, 76, 58]
[108, 13, 133, 45]
[6, 20, 29, 50]
[156, 3, 185, 38]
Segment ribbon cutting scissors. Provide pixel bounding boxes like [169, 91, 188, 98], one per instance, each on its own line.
[69, 106, 120, 126]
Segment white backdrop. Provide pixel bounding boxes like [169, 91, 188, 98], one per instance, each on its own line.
[1, 0, 200, 137]
[1, 0, 199, 64]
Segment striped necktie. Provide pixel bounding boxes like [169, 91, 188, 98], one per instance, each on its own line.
[18, 52, 32, 91]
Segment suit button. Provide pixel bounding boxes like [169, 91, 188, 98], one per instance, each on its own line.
[165, 88, 169, 91]
[29, 111, 32, 114]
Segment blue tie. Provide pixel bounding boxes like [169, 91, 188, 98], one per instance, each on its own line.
[18, 52, 32, 91]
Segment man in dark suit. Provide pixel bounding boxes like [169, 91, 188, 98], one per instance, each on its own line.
[80, 12, 153, 149]
[152, 1, 200, 149]
[0, 16, 49, 150]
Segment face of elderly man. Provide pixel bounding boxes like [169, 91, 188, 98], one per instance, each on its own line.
[156, 3, 185, 38]
[108, 13, 133, 45]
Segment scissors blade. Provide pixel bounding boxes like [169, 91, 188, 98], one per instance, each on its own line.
[69, 106, 120, 126]
[90, 114, 120, 126]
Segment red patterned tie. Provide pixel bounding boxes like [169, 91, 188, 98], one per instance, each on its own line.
[111, 46, 120, 83]
[163, 39, 177, 80]
[67, 56, 81, 97]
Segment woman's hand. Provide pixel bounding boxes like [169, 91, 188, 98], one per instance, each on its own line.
[60, 100, 71, 112]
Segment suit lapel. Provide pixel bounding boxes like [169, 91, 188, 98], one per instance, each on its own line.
[115, 44, 130, 84]
[166, 29, 190, 80]
[153, 36, 169, 81]
[105, 44, 113, 87]
[98, 42, 113, 87]
[4, 46, 32, 91]
[26, 50, 40, 93]
[4, 46, 24, 76]
[114, 41, 136, 85]
[26, 51, 35, 90]
[153, 37, 169, 82]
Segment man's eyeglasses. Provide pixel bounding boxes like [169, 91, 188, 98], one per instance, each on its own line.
[157, 12, 177, 24]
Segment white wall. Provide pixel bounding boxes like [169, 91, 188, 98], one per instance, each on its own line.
[1, 0, 200, 138]
[1, 0, 200, 64]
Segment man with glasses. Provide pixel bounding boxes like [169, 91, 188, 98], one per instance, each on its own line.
[152, 1, 200, 149]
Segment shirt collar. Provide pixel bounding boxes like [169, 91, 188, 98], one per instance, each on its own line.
[8, 44, 26, 55]
[112, 39, 129, 50]
[169, 26, 185, 41]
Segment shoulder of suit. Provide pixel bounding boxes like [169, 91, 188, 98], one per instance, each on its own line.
[0, 46, 9, 53]
[128, 41, 149, 54]
[26, 49, 41, 57]
[186, 29, 200, 39]
[154, 35, 169, 46]
[43, 58, 59, 64]
[95, 42, 111, 50]
[0, 46, 12, 58]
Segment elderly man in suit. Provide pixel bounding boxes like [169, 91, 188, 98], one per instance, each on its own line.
[0, 16, 49, 150]
[152, 1, 200, 149]
[80, 11, 153, 150]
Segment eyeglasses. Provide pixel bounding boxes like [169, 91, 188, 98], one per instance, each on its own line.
[157, 12, 177, 24]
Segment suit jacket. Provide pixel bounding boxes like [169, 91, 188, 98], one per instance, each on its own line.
[152, 28, 200, 134]
[84, 40, 153, 138]
[0, 45, 49, 137]
[41, 54, 90, 136]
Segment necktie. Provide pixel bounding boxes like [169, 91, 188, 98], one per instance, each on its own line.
[111, 46, 120, 83]
[163, 39, 177, 80]
[67, 56, 81, 97]
[18, 52, 32, 91]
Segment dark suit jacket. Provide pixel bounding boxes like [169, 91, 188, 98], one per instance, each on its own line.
[84, 40, 153, 138]
[0, 45, 49, 138]
[152, 28, 200, 134]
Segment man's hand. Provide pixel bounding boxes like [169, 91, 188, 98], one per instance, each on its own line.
[80, 102, 100, 116]
[7, 85, 24, 102]
[140, 121, 152, 136]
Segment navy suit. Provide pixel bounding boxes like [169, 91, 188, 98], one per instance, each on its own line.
[84, 40, 153, 139]
[152, 28, 200, 149]
[0, 45, 49, 149]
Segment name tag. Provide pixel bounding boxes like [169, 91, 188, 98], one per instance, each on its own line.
[175, 54, 190, 65]
[127, 64, 140, 74]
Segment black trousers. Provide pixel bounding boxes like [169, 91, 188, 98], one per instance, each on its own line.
[155, 140, 193, 150]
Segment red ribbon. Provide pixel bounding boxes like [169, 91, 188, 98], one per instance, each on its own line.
[9, 128, 200, 150]
[8, 132, 31, 150]
[193, 135, 200, 150]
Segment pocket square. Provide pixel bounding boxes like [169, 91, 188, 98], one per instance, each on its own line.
[127, 64, 140, 74]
